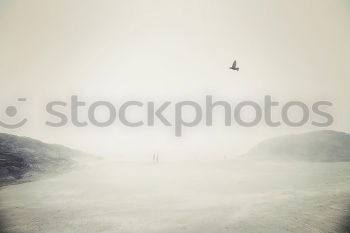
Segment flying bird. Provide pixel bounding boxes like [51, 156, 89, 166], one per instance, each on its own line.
[229, 60, 239, 71]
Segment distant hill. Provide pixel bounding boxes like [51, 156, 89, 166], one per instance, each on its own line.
[245, 130, 350, 162]
[0, 133, 93, 186]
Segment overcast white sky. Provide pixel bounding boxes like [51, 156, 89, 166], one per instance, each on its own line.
[0, 0, 349, 160]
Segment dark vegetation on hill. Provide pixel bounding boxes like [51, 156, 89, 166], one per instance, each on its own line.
[0, 133, 91, 186]
[245, 131, 350, 162]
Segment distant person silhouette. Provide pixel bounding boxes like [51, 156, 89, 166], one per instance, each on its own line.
[153, 153, 159, 163]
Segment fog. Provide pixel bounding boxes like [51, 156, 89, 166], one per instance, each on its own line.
[1, 159, 350, 233]
[0, 0, 350, 159]
[1, 1, 350, 232]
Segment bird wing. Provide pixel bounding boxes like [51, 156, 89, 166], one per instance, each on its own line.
[232, 61, 236, 67]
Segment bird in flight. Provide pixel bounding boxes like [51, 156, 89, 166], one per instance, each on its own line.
[229, 60, 239, 71]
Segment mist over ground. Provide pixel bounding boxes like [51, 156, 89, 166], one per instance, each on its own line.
[1, 0, 350, 232]
[1, 131, 350, 233]
[1, 160, 350, 233]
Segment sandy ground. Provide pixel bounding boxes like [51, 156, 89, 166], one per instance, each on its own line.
[1, 160, 350, 233]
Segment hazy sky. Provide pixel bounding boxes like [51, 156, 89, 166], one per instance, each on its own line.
[0, 0, 349, 159]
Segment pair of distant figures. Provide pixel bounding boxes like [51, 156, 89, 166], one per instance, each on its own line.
[153, 154, 159, 163]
